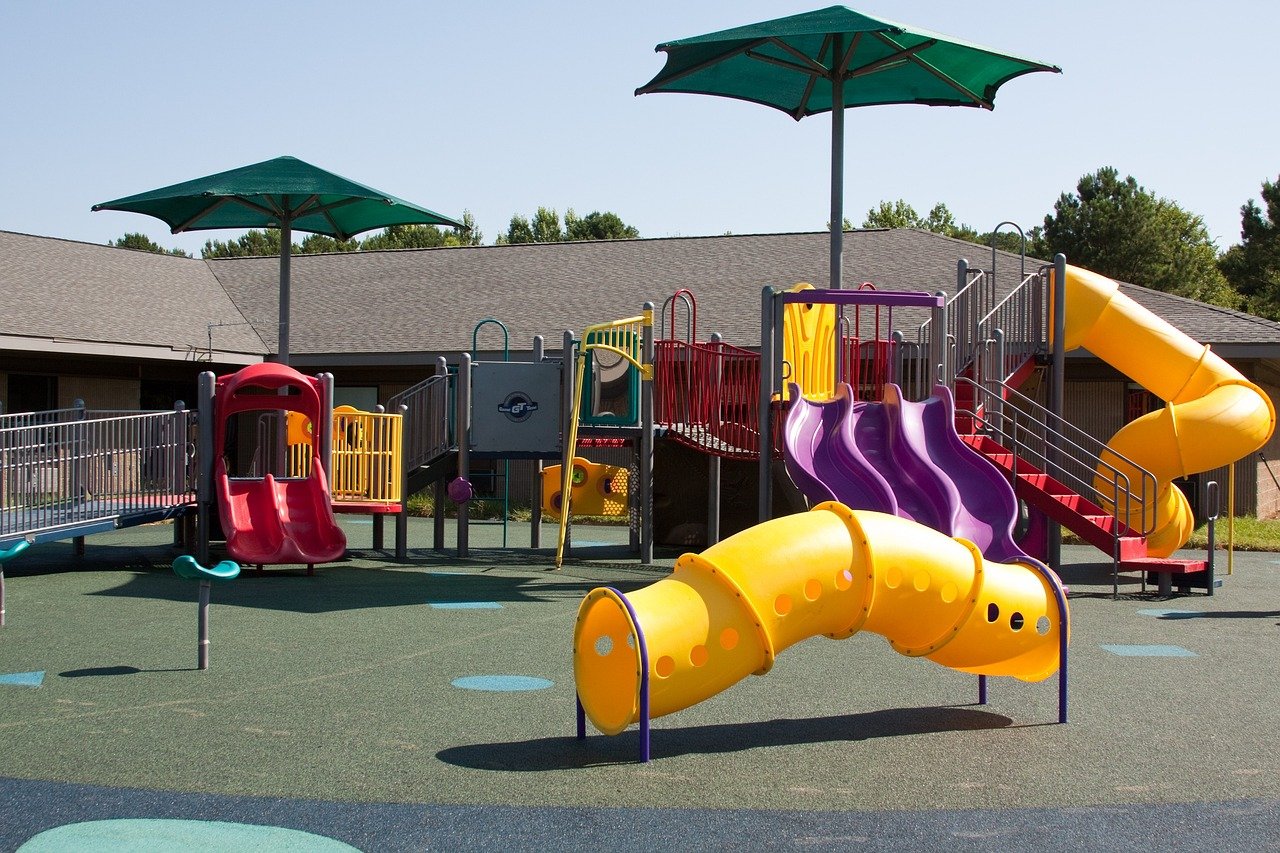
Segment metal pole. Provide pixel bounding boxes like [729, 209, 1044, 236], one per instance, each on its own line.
[196, 371, 215, 567]
[758, 287, 776, 522]
[829, 35, 845, 291]
[278, 222, 291, 365]
[561, 330, 576, 556]
[197, 579, 211, 671]
[931, 293, 947, 391]
[456, 353, 471, 558]
[396, 402, 409, 560]
[1048, 254, 1068, 573]
[319, 373, 334, 480]
[532, 336, 545, 550]
[640, 302, 655, 565]
[708, 333, 723, 546]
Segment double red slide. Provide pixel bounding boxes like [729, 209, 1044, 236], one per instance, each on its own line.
[213, 363, 346, 566]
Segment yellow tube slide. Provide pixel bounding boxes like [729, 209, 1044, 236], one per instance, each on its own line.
[574, 502, 1066, 736]
[1060, 266, 1276, 556]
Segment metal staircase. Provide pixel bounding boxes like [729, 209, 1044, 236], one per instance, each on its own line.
[928, 258, 1212, 594]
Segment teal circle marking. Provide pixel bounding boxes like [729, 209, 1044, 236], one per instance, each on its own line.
[452, 675, 554, 692]
[18, 819, 358, 852]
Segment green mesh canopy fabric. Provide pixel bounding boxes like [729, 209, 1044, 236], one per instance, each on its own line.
[637, 5, 1060, 117]
[92, 155, 464, 240]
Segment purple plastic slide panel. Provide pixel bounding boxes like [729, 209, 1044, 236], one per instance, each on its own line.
[859, 389, 951, 532]
[912, 384, 1026, 562]
[783, 384, 894, 514]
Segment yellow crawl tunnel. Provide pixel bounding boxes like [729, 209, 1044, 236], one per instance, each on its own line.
[574, 503, 1068, 758]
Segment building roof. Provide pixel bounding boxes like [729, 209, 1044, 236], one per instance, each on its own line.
[207, 228, 1280, 358]
[3, 227, 1277, 365]
[0, 230, 266, 362]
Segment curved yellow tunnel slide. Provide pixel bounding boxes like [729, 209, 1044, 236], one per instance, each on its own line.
[574, 503, 1066, 737]
[1061, 266, 1276, 556]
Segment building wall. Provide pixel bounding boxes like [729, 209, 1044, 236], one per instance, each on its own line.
[60, 376, 139, 411]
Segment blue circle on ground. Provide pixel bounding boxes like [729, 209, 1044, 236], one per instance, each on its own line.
[18, 819, 358, 852]
[452, 675, 554, 692]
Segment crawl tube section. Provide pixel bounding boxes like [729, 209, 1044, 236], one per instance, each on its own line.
[574, 503, 1066, 736]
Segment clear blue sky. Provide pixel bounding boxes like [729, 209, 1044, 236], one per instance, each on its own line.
[3, 1, 1276, 256]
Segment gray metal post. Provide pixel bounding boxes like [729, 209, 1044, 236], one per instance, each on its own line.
[829, 35, 844, 291]
[197, 580, 211, 670]
[640, 302, 655, 564]
[708, 332, 723, 545]
[278, 223, 291, 365]
[396, 402, 409, 560]
[432, 357, 448, 553]
[532, 336, 545, 549]
[1048, 253, 1068, 572]
[319, 373, 334, 479]
[196, 371, 216, 566]
[561, 330, 575, 555]
[457, 353, 471, 558]
[758, 287, 776, 522]
[931, 293, 948, 390]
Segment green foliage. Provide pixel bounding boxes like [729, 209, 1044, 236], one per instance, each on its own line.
[564, 210, 640, 241]
[359, 213, 483, 250]
[862, 199, 1035, 254]
[201, 229, 282, 258]
[1037, 167, 1240, 308]
[299, 234, 359, 254]
[1219, 176, 1280, 320]
[498, 207, 639, 244]
[198, 211, 480, 258]
[108, 232, 191, 258]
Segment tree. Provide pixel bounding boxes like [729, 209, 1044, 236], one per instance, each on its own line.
[359, 213, 483, 250]
[498, 207, 639, 244]
[201, 229, 282, 259]
[109, 232, 191, 258]
[1036, 167, 1239, 307]
[197, 211, 480, 258]
[1219, 177, 1280, 320]
[565, 210, 639, 241]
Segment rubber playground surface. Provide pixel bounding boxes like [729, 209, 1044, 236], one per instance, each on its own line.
[2, 516, 1280, 851]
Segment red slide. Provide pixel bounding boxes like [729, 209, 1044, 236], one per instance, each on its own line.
[212, 363, 347, 567]
[216, 458, 346, 566]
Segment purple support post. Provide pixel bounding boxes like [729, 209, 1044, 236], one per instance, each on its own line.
[978, 674, 988, 705]
[575, 587, 652, 762]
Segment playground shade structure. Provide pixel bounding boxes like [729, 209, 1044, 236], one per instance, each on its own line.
[1059, 266, 1276, 556]
[575, 502, 1064, 737]
[784, 382, 1024, 562]
[213, 364, 345, 566]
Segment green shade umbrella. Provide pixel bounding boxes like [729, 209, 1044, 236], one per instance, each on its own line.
[93, 155, 465, 363]
[637, 5, 1060, 289]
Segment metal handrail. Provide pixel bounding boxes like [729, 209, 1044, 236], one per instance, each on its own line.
[387, 371, 452, 473]
[956, 376, 1158, 545]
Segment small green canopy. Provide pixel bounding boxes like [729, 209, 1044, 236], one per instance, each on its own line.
[94, 156, 465, 363]
[637, 6, 1060, 288]
[92, 155, 464, 241]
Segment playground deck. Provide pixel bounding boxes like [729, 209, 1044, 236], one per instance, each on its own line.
[2, 515, 1279, 851]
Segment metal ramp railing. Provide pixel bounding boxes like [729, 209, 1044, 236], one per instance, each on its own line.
[387, 363, 453, 477]
[0, 407, 195, 545]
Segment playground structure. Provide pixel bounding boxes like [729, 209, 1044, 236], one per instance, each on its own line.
[0, 250, 1268, 597]
[572, 251, 1273, 757]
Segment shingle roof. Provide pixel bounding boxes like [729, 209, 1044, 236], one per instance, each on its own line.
[4, 228, 1277, 362]
[0, 230, 266, 358]
[206, 228, 1280, 355]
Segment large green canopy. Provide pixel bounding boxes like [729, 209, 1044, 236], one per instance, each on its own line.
[637, 5, 1060, 289]
[94, 156, 465, 363]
